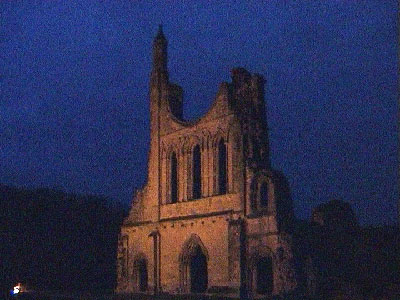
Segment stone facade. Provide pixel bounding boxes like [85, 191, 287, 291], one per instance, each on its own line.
[116, 27, 298, 298]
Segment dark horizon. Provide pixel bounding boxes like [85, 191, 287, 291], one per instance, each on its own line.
[1, 1, 398, 225]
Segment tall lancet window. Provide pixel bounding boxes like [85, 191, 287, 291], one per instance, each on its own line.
[192, 145, 201, 199]
[171, 152, 178, 203]
[218, 139, 227, 195]
[260, 182, 269, 208]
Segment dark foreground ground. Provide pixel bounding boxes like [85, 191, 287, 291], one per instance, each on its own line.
[6, 291, 400, 300]
[7, 292, 243, 300]
[2, 186, 399, 300]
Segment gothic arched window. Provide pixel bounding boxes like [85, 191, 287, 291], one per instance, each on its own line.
[251, 192, 257, 212]
[218, 139, 227, 195]
[243, 135, 249, 156]
[256, 256, 273, 295]
[260, 182, 268, 208]
[253, 138, 260, 159]
[171, 152, 178, 203]
[192, 145, 201, 199]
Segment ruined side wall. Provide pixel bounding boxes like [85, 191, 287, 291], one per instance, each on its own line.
[118, 223, 155, 293]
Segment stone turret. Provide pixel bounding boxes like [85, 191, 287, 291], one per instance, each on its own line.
[231, 68, 270, 167]
[152, 25, 168, 75]
[146, 25, 170, 222]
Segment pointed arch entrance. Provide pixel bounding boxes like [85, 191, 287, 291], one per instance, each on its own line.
[179, 234, 209, 293]
[133, 254, 148, 292]
[256, 256, 273, 294]
[249, 248, 274, 296]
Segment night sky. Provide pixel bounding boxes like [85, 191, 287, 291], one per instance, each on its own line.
[1, 1, 398, 225]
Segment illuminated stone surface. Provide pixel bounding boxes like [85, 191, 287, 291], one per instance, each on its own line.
[116, 27, 298, 298]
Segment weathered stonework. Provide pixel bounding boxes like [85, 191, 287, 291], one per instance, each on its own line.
[116, 27, 298, 298]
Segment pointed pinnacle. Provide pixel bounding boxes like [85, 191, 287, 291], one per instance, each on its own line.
[156, 24, 165, 40]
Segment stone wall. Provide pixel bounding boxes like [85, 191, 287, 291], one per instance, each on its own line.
[120, 212, 240, 294]
[117, 28, 298, 298]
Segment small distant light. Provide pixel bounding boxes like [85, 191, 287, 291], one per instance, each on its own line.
[12, 283, 21, 295]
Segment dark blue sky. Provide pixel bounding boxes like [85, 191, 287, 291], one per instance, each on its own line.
[1, 1, 398, 225]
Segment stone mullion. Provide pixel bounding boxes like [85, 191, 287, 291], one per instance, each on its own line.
[186, 264, 190, 292]
[251, 267, 257, 297]
[245, 168, 254, 215]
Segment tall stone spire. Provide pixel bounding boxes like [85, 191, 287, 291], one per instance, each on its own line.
[156, 24, 165, 40]
[152, 24, 168, 73]
[147, 26, 169, 224]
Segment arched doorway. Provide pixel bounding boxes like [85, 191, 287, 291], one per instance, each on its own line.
[133, 257, 148, 292]
[255, 256, 273, 295]
[190, 245, 208, 293]
[180, 234, 209, 293]
[138, 259, 148, 292]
